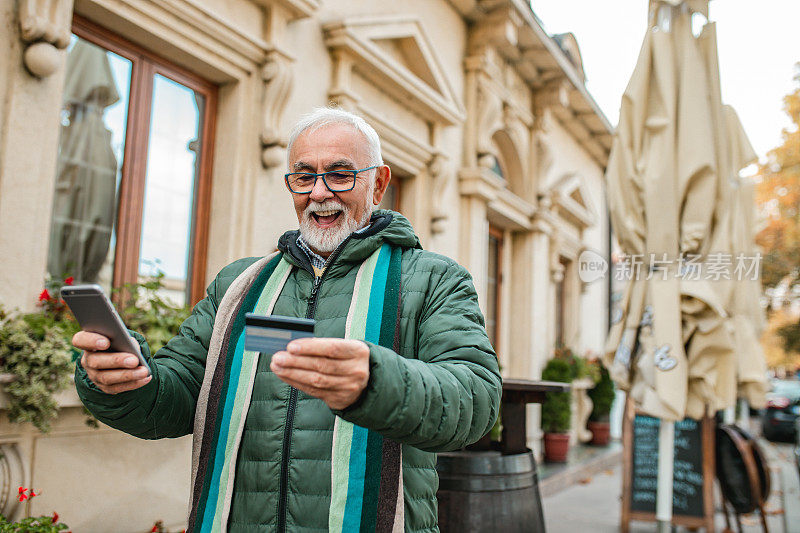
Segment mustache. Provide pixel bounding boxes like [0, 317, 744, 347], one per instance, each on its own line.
[303, 200, 349, 218]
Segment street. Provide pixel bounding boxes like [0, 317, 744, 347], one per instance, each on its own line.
[542, 439, 799, 532]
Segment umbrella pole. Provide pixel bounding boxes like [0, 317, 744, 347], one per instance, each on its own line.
[736, 398, 749, 428]
[723, 406, 736, 424]
[656, 419, 674, 532]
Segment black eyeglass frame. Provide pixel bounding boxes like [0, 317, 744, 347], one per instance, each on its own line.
[284, 165, 380, 194]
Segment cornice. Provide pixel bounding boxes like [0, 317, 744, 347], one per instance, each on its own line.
[323, 17, 465, 126]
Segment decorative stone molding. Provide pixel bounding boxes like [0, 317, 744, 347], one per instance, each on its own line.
[17, 0, 72, 78]
[323, 16, 464, 126]
[474, 83, 504, 158]
[467, 5, 522, 59]
[459, 167, 501, 204]
[543, 172, 598, 229]
[571, 377, 595, 444]
[247, 0, 321, 20]
[0, 442, 25, 519]
[260, 49, 294, 169]
[428, 152, 449, 234]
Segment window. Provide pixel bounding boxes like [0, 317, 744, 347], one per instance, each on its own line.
[486, 226, 503, 352]
[378, 180, 400, 212]
[47, 16, 216, 306]
[378, 165, 406, 213]
[555, 257, 571, 347]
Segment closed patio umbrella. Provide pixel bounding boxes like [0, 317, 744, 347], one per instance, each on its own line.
[605, 2, 734, 424]
[47, 39, 120, 283]
[603, 1, 753, 528]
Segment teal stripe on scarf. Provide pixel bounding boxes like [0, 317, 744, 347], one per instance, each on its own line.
[364, 244, 391, 342]
[199, 332, 246, 528]
[342, 425, 369, 530]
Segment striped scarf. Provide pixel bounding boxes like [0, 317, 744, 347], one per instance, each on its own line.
[187, 244, 404, 532]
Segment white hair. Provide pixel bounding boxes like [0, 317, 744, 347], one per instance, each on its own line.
[286, 107, 384, 167]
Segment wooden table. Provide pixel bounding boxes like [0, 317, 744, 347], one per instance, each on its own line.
[500, 378, 571, 454]
[468, 378, 571, 453]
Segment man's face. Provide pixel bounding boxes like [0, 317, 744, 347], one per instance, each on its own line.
[288, 123, 391, 256]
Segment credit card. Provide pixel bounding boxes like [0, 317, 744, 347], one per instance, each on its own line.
[244, 314, 316, 354]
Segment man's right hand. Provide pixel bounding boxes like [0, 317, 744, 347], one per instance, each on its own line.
[73, 331, 152, 394]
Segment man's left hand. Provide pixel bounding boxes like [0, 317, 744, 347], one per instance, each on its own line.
[270, 338, 370, 410]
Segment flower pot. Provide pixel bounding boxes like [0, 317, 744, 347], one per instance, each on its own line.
[588, 420, 611, 446]
[543, 432, 570, 463]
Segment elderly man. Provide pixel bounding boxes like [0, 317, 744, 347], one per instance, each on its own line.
[73, 107, 501, 533]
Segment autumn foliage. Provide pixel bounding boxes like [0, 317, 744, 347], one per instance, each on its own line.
[755, 64, 800, 289]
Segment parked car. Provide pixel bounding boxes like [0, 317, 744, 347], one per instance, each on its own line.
[795, 416, 799, 481]
[761, 379, 800, 442]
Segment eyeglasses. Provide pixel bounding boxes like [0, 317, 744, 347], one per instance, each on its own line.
[284, 165, 379, 194]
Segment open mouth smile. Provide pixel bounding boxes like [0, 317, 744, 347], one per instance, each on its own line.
[311, 210, 342, 228]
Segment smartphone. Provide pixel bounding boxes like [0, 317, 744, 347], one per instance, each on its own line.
[61, 284, 151, 375]
[244, 314, 316, 354]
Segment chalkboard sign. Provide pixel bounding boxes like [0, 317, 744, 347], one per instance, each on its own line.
[621, 399, 715, 533]
[630, 415, 704, 516]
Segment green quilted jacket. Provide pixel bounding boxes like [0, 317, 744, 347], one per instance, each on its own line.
[75, 211, 501, 532]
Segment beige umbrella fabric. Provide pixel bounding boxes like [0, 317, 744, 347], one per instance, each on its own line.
[47, 39, 120, 282]
[725, 108, 767, 407]
[604, 5, 737, 422]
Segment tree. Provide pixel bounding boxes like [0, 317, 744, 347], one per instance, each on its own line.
[755, 64, 800, 289]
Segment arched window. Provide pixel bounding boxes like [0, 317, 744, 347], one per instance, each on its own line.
[491, 130, 524, 197]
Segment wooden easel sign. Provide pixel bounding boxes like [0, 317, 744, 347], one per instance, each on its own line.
[621, 399, 715, 532]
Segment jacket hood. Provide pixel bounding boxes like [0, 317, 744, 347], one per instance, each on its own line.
[277, 210, 421, 272]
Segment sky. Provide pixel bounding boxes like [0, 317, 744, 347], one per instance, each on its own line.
[531, 0, 800, 161]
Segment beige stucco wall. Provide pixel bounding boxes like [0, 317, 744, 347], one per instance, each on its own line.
[540, 112, 610, 356]
[0, 386, 190, 531]
[0, 0, 613, 521]
[0, 1, 72, 314]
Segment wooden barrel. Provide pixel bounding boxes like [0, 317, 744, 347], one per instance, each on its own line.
[436, 450, 545, 532]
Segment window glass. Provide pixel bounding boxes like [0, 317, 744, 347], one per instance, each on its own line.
[487, 232, 500, 349]
[138, 74, 204, 306]
[47, 36, 132, 292]
[555, 257, 570, 346]
[379, 181, 399, 212]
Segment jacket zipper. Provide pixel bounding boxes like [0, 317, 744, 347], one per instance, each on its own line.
[276, 237, 351, 533]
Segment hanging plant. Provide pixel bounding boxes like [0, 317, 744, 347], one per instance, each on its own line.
[115, 272, 192, 353]
[0, 277, 78, 432]
[0, 273, 191, 433]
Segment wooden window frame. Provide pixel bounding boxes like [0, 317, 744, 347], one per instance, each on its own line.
[555, 256, 570, 347]
[383, 178, 401, 212]
[71, 15, 217, 306]
[488, 225, 504, 354]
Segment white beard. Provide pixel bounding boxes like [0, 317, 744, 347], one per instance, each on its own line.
[299, 197, 374, 254]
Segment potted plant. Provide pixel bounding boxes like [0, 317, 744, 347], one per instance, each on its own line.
[587, 363, 615, 446]
[540, 357, 572, 462]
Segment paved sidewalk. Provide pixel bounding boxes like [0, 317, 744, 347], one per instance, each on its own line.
[541, 440, 797, 532]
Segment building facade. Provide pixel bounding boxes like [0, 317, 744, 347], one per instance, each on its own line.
[0, 0, 612, 529]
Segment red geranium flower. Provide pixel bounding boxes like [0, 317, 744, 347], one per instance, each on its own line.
[52, 511, 59, 523]
[64, 276, 74, 285]
[18, 487, 26, 495]
[29, 489, 38, 498]
[38, 289, 51, 302]
[151, 526, 158, 533]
